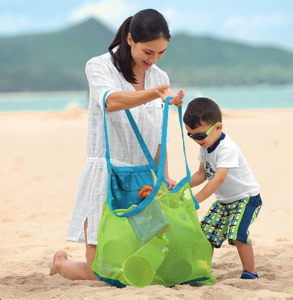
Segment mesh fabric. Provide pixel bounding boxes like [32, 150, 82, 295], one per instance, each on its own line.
[91, 181, 216, 287]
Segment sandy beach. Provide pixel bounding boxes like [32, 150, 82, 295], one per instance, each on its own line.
[1, 107, 293, 299]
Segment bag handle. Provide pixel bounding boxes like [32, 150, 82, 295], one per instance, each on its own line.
[103, 91, 157, 172]
[124, 109, 158, 171]
[102, 92, 192, 217]
[157, 97, 191, 181]
[103, 90, 112, 173]
[178, 101, 191, 178]
[114, 97, 191, 217]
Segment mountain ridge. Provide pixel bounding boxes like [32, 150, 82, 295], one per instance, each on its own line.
[1, 18, 292, 92]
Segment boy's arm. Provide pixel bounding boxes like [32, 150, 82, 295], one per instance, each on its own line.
[191, 162, 206, 188]
[194, 167, 229, 203]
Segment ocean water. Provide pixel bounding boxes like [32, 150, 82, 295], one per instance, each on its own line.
[0, 91, 88, 112]
[0, 85, 293, 112]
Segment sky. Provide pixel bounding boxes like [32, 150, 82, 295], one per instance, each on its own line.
[0, 0, 293, 51]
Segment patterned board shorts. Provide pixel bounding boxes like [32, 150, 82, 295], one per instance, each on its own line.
[200, 194, 262, 248]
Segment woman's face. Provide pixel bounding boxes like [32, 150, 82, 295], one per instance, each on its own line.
[127, 33, 168, 72]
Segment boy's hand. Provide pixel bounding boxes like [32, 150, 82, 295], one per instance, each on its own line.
[166, 178, 177, 190]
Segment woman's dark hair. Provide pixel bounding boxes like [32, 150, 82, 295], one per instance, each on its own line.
[183, 97, 222, 129]
[108, 9, 171, 83]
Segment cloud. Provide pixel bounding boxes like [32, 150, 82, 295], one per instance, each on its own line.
[160, 7, 176, 20]
[158, 7, 220, 35]
[224, 14, 287, 30]
[219, 13, 292, 47]
[70, 0, 129, 30]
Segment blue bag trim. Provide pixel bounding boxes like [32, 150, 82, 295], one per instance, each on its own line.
[182, 276, 212, 284]
[169, 175, 199, 210]
[103, 93, 199, 217]
[94, 272, 126, 288]
[95, 270, 211, 288]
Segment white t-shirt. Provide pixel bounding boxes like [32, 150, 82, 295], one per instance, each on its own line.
[67, 52, 170, 244]
[198, 133, 260, 204]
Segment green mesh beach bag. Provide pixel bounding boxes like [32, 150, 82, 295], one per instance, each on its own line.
[91, 94, 216, 287]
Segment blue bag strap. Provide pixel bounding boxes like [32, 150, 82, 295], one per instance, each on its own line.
[178, 102, 191, 178]
[102, 90, 113, 172]
[103, 91, 157, 171]
[124, 109, 158, 170]
[157, 97, 190, 182]
[112, 97, 189, 217]
[103, 93, 191, 217]
[124, 104, 191, 178]
[102, 90, 157, 217]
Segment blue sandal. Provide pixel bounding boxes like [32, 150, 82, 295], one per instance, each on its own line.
[240, 270, 259, 280]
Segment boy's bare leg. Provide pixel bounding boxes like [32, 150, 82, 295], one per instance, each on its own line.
[234, 240, 255, 274]
[50, 219, 98, 280]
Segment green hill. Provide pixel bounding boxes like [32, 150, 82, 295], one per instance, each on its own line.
[0, 18, 293, 92]
[159, 34, 293, 86]
[0, 19, 114, 92]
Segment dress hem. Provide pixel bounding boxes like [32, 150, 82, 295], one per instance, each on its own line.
[67, 237, 98, 246]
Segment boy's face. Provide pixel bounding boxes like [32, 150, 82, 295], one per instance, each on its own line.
[185, 122, 223, 149]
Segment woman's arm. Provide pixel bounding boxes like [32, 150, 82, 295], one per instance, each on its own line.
[106, 86, 184, 111]
[86, 59, 184, 111]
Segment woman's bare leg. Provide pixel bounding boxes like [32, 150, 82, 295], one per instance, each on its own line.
[50, 219, 98, 280]
[84, 219, 98, 280]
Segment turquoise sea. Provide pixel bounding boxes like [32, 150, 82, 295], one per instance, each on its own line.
[0, 85, 293, 112]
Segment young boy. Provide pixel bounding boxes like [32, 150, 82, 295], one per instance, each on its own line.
[183, 97, 262, 280]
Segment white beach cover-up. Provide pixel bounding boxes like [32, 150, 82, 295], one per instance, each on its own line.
[67, 52, 170, 244]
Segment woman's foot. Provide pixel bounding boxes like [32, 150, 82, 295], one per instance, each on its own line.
[50, 251, 68, 276]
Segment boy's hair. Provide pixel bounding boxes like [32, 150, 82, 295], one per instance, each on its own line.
[183, 97, 222, 129]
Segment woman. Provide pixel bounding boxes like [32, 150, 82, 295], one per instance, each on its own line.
[50, 8, 184, 280]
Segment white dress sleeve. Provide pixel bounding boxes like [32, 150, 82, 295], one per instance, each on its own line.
[85, 57, 117, 111]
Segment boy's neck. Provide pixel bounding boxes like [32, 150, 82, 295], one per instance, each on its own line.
[207, 132, 225, 153]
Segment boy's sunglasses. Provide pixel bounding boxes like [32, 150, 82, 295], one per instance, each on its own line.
[187, 123, 217, 141]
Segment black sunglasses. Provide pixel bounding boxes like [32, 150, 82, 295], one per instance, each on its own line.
[187, 123, 217, 141]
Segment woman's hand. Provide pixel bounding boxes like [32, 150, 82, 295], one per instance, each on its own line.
[155, 85, 184, 107]
[169, 89, 184, 107]
[166, 178, 177, 190]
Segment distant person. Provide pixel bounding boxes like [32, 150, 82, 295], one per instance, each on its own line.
[183, 97, 262, 280]
[50, 9, 184, 280]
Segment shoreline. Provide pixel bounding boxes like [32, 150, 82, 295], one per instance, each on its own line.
[1, 85, 293, 113]
[1, 82, 293, 95]
[1, 107, 293, 115]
